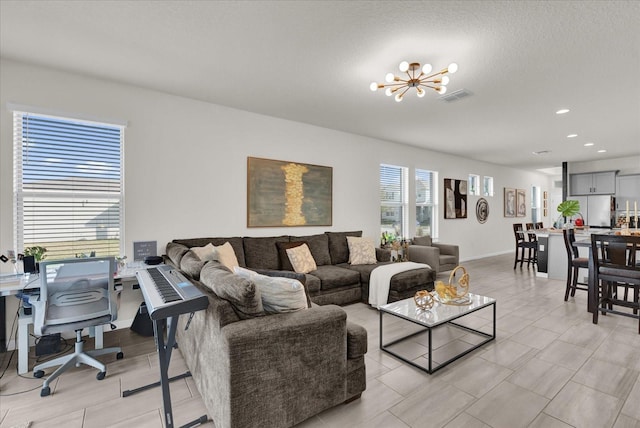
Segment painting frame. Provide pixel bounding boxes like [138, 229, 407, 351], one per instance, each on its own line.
[504, 188, 516, 217]
[516, 189, 526, 217]
[444, 178, 468, 219]
[247, 157, 332, 227]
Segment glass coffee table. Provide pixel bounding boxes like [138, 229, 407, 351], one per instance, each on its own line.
[379, 293, 496, 374]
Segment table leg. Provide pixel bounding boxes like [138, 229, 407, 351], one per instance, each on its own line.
[18, 308, 32, 374]
[588, 249, 596, 314]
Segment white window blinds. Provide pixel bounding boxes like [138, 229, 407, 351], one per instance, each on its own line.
[380, 164, 408, 238]
[13, 111, 124, 259]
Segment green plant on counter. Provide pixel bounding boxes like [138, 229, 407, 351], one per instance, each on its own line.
[24, 246, 47, 261]
[557, 200, 581, 218]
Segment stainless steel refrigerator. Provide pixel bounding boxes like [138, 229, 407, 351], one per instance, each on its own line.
[570, 195, 615, 228]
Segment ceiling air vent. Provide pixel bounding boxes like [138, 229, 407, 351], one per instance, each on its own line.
[439, 89, 472, 102]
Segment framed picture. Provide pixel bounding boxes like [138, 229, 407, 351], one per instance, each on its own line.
[504, 188, 515, 217]
[516, 189, 526, 217]
[247, 157, 332, 227]
[444, 178, 468, 219]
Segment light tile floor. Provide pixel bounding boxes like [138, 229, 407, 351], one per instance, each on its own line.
[0, 254, 638, 428]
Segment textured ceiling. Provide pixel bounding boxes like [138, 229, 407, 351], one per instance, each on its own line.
[1, 0, 639, 172]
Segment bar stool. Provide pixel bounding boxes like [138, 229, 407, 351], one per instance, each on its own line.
[513, 224, 536, 269]
[525, 223, 538, 268]
[562, 228, 588, 301]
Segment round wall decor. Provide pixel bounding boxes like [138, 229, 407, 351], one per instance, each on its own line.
[476, 198, 489, 223]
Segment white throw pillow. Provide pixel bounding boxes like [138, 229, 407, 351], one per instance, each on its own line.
[191, 243, 217, 261]
[233, 267, 308, 314]
[347, 236, 377, 265]
[286, 244, 317, 274]
[216, 242, 239, 270]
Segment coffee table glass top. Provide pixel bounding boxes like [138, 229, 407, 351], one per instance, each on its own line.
[379, 293, 496, 328]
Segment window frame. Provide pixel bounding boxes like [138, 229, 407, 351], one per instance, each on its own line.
[415, 168, 438, 239]
[380, 164, 408, 240]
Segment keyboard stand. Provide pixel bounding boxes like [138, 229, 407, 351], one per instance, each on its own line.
[122, 316, 208, 428]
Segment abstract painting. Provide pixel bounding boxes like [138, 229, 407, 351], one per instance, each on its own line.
[444, 178, 467, 219]
[504, 188, 515, 217]
[516, 189, 526, 217]
[247, 157, 332, 227]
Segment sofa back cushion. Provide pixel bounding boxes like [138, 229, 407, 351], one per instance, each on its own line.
[326, 231, 362, 265]
[172, 237, 246, 267]
[412, 236, 432, 246]
[243, 236, 290, 270]
[180, 250, 206, 280]
[200, 261, 264, 320]
[290, 234, 332, 266]
[166, 242, 189, 267]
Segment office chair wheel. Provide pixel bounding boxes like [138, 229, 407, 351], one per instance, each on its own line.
[40, 386, 51, 397]
[34, 370, 44, 378]
[116, 352, 124, 360]
[96, 371, 106, 381]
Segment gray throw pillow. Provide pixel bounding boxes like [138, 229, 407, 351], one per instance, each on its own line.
[180, 250, 206, 280]
[200, 262, 264, 319]
[166, 242, 189, 267]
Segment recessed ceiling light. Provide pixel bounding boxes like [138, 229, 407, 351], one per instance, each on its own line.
[584, 142, 594, 147]
[597, 149, 607, 153]
[556, 109, 570, 114]
[567, 134, 578, 138]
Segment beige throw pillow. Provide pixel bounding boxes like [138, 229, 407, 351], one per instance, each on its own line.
[216, 241, 239, 270]
[191, 243, 217, 261]
[286, 243, 317, 274]
[347, 236, 377, 265]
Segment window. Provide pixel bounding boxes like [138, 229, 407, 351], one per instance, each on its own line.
[13, 111, 124, 259]
[380, 164, 408, 239]
[483, 176, 494, 197]
[468, 174, 480, 196]
[531, 186, 541, 223]
[416, 169, 438, 238]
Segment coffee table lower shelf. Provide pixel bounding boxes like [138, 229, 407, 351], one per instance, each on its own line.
[379, 296, 496, 374]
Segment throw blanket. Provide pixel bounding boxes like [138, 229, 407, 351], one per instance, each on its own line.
[368, 262, 431, 308]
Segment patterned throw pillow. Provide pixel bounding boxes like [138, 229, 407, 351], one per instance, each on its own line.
[347, 236, 377, 265]
[286, 244, 317, 274]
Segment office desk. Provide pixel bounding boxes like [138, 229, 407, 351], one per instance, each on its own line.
[1, 264, 151, 374]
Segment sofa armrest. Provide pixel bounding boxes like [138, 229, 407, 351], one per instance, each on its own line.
[406, 245, 439, 270]
[433, 243, 459, 258]
[376, 247, 391, 262]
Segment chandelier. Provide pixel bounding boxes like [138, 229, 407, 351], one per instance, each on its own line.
[370, 60, 458, 102]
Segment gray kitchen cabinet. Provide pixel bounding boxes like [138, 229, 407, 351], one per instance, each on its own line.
[570, 171, 617, 195]
[616, 174, 640, 210]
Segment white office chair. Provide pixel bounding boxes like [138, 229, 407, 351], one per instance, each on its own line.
[31, 257, 123, 397]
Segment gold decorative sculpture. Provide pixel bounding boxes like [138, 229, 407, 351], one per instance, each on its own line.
[414, 290, 434, 310]
[434, 265, 470, 304]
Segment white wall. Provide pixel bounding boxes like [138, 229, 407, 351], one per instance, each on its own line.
[1, 60, 553, 270]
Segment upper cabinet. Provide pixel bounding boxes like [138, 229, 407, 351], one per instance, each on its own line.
[570, 171, 617, 195]
[615, 174, 640, 210]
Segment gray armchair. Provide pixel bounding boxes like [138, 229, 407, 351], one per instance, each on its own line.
[407, 235, 459, 274]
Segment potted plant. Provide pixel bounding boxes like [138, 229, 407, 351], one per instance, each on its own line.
[556, 200, 581, 228]
[24, 245, 47, 272]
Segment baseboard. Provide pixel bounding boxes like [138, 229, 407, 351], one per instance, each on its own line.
[460, 250, 512, 262]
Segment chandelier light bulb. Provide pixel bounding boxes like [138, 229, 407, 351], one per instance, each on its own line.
[422, 63, 432, 74]
[370, 82, 378, 91]
[385, 73, 395, 83]
[441, 75, 450, 85]
[385, 87, 393, 96]
[395, 93, 403, 102]
[416, 88, 425, 98]
[399, 61, 409, 72]
[448, 63, 458, 74]
[438, 86, 447, 95]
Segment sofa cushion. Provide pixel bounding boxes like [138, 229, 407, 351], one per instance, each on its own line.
[413, 235, 432, 246]
[191, 243, 217, 261]
[290, 234, 332, 266]
[326, 231, 363, 265]
[303, 273, 321, 293]
[200, 262, 264, 319]
[180, 250, 206, 280]
[172, 237, 246, 267]
[243, 236, 290, 270]
[166, 242, 189, 267]
[286, 243, 318, 274]
[440, 255, 458, 266]
[312, 265, 361, 290]
[276, 241, 306, 271]
[347, 236, 377, 265]
[233, 267, 308, 314]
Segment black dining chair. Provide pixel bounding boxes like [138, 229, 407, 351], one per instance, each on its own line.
[590, 234, 640, 334]
[513, 224, 536, 269]
[535, 222, 544, 229]
[525, 223, 538, 268]
[562, 228, 589, 301]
